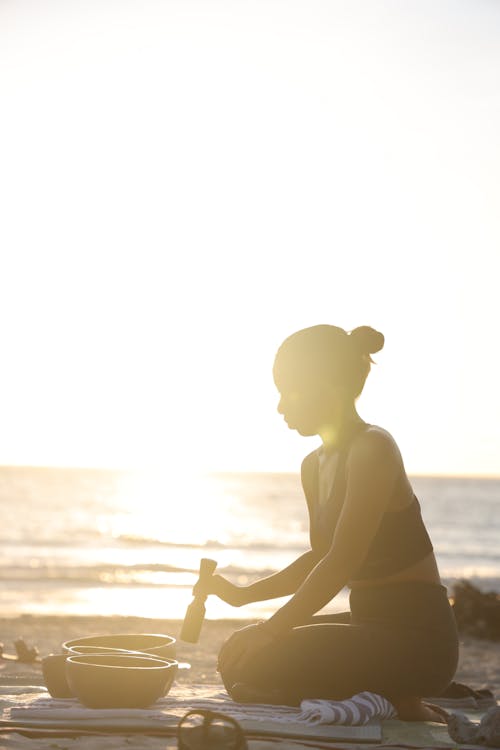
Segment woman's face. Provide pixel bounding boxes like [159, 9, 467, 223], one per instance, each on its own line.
[273, 359, 339, 437]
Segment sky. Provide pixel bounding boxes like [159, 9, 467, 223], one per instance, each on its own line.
[0, 0, 499, 476]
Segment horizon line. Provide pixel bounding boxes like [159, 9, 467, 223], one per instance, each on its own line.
[0, 463, 499, 480]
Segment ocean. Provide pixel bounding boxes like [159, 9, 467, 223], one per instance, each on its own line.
[1, 467, 499, 621]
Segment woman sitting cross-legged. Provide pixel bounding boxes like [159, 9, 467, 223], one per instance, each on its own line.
[195, 324, 458, 722]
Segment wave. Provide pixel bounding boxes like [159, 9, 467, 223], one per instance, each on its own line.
[437, 549, 500, 563]
[0, 561, 278, 586]
[0, 534, 305, 553]
[116, 535, 229, 548]
[0, 561, 191, 575]
[2, 560, 500, 596]
[115, 535, 303, 552]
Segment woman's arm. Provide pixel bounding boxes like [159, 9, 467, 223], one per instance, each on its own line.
[263, 429, 400, 634]
[244, 548, 320, 602]
[194, 548, 319, 606]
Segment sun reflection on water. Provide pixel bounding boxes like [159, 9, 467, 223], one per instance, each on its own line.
[98, 471, 238, 548]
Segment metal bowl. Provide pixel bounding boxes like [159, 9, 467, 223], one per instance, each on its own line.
[65, 653, 177, 708]
[62, 633, 176, 659]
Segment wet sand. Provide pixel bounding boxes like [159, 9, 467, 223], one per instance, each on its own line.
[1, 615, 499, 694]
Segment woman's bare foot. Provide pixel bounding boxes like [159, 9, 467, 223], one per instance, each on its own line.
[393, 697, 449, 723]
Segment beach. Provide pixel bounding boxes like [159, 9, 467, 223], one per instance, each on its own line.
[2, 469, 499, 700]
[1, 615, 499, 695]
[1, 614, 498, 750]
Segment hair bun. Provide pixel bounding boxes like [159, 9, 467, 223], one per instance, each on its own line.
[349, 326, 384, 355]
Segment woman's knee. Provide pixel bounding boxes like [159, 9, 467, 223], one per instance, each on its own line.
[217, 624, 263, 690]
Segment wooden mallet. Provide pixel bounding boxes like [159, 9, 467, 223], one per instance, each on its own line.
[180, 558, 217, 643]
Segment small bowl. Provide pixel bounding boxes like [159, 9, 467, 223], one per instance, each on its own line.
[42, 654, 74, 698]
[65, 654, 177, 708]
[62, 633, 176, 659]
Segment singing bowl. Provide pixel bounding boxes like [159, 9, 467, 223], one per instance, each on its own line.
[65, 654, 177, 708]
[42, 647, 150, 698]
[42, 653, 75, 698]
[62, 633, 176, 659]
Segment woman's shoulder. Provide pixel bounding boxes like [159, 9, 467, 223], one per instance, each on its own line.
[362, 423, 398, 444]
[349, 423, 404, 465]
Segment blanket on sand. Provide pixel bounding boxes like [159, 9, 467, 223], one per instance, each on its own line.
[1, 684, 498, 750]
[0, 684, 382, 745]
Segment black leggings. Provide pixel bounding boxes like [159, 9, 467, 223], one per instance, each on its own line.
[219, 582, 459, 706]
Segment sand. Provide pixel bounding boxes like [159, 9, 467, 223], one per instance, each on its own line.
[1, 616, 498, 750]
[1, 615, 499, 694]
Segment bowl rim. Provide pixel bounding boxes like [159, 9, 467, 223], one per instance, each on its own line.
[66, 654, 177, 670]
[67, 645, 148, 655]
[62, 633, 176, 652]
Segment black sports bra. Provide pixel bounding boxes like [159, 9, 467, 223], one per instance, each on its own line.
[304, 425, 433, 580]
[350, 492, 433, 579]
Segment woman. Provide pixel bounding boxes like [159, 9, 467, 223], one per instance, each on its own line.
[196, 324, 458, 721]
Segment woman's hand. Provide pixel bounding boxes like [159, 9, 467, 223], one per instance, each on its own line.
[192, 574, 249, 607]
[217, 623, 276, 675]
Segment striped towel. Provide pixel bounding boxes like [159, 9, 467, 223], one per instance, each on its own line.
[298, 691, 397, 725]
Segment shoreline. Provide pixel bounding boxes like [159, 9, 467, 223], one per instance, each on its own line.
[1, 615, 499, 693]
